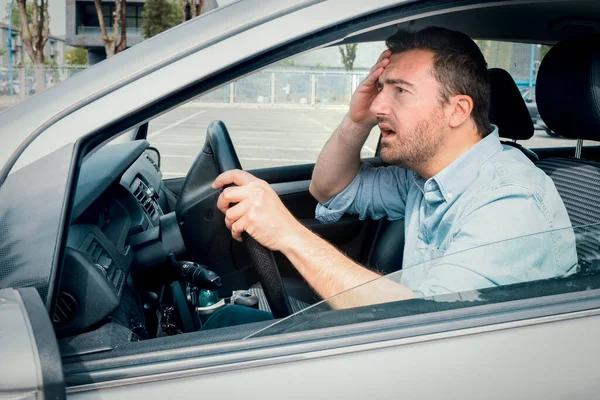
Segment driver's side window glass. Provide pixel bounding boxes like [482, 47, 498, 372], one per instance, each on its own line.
[147, 43, 386, 178]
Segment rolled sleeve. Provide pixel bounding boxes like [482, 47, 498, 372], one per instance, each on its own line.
[315, 162, 410, 223]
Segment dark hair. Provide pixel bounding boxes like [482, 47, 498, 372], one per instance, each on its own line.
[386, 27, 491, 137]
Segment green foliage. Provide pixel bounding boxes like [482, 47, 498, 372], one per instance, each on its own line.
[5, 2, 33, 30]
[539, 45, 552, 61]
[339, 44, 358, 71]
[0, 49, 7, 57]
[142, 0, 180, 39]
[279, 59, 295, 67]
[65, 47, 88, 65]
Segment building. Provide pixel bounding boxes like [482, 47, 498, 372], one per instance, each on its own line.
[66, 0, 222, 65]
[0, 22, 69, 68]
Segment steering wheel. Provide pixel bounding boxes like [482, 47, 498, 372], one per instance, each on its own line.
[175, 120, 292, 318]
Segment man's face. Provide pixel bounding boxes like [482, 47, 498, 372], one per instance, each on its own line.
[370, 49, 449, 169]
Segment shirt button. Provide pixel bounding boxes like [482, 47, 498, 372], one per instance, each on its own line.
[447, 192, 454, 199]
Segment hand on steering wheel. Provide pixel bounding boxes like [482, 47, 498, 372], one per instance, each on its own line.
[213, 170, 303, 252]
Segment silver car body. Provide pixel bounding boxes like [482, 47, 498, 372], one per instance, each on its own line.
[0, 0, 599, 398]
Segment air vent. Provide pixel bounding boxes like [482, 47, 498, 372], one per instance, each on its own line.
[53, 291, 77, 325]
[133, 180, 159, 220]
[85, 237, 113, 270]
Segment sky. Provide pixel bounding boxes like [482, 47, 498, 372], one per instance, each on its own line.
[0, 0, 66, 36]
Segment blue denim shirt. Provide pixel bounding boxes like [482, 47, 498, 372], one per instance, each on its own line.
[316, 126, 578, 297]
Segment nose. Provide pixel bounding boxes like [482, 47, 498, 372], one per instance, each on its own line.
[369, 88, 390, 117]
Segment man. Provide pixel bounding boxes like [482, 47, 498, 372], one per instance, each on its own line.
[212, 27, 577, 310]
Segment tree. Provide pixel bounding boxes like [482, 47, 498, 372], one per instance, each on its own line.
[339, 44, 358, 71]
[6, 2, 32, 29]
[180, 0, 204, 22]
[65, 47, 88, 65]
[540, 45, 552, 61]
[142, 0, 180, 39]
[16, 0, 49, 93]
[94, 0, 127, 58]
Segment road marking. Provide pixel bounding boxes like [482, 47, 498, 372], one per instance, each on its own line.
[240, 157, 312, 163]
[301, 113, 334, 133]
[300, 113, 376, 154]
[363, 145, 376, 154]
[162, 172, 188, 177]
[148, 110, 206, 138]
[236, 145, 322, 151]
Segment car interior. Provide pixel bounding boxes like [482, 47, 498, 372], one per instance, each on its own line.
[53, 0, 600, 376]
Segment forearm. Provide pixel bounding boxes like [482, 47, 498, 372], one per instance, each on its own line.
[309, 115, 373, 204]
[282, 223, 416, 309]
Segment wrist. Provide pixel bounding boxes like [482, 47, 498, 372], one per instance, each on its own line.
[278, 221, 313, 256]
[338, 114, 374, 145]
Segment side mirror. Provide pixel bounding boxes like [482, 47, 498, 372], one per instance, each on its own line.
[145, 147, 161, 168]
[0, 288, 66, 399]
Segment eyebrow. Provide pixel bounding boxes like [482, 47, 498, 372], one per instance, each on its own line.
[383, 78, 415, 87]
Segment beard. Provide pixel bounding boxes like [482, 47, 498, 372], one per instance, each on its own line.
[379, 107, 447, 171]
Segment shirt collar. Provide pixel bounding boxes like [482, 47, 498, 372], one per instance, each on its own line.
[419, 124, 502, 202]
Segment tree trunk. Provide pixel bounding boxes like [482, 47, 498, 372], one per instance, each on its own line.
[115, 0, 127, 53]
[180, 0, 187, 22]
[34, 62, 46, 93]
[95, 0, 127, 58]
[104, 43, 116, 58]
[17, 0, 49, 93]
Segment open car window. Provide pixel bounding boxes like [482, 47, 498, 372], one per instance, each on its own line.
[146, 42, 386, 177]
[246, 222, 599, 339]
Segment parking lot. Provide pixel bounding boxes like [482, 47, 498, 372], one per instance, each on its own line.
[145, 103, 581, 178]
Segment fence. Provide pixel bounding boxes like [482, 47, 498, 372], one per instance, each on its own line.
[0, 65, 370, 107]
[0, 65, 87, 103]
[0, 49, 542, 107]
[195, 66, 370, 107]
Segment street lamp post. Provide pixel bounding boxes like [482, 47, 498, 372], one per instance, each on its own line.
[8, 0, 15, 97]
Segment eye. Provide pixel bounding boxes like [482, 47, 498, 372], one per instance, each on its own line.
[376, 82, 383, 92]
[396, 86, 406, 94]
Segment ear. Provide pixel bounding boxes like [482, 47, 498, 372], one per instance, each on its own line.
[448, 95, 473, 129]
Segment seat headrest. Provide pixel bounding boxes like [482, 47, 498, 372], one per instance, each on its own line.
[488, 68, 534, 141]
[536, 34, 600, 141]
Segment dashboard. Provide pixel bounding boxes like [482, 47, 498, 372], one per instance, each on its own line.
[54, 140, 171, 337]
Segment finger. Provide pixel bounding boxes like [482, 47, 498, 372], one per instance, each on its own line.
[230, 215, 247, 242]
[369, 52, 391, 75]
[212, 169, 256, 190]
[375, 49, 392, 64]
[362, 66, 385, 87]
[216, 185, 253, 214]
[224, 201, 250, 230]
[370, 56, 390, 74]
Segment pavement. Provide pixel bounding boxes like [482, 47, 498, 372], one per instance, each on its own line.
[147, 103, 584, 179]
[147, 104, 380, 177]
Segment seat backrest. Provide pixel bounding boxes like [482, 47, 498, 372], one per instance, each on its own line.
[533, 33, 600, 268]
[488, 68, 538, 162]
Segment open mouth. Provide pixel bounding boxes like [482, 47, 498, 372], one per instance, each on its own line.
[379, 126, 396, 138]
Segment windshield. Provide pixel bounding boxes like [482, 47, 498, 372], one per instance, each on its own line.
[246, 223, 600, 339]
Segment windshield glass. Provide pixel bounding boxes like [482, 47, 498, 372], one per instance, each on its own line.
[246, 223, 600, 339]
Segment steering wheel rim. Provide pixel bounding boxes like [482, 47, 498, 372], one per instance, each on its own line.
[175, 120, 292, 318]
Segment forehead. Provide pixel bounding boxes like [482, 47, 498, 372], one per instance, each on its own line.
[381, 49, 436, 84]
